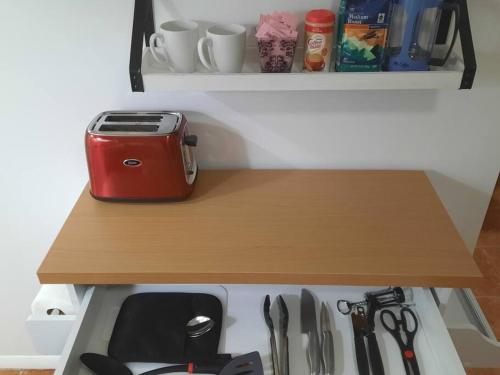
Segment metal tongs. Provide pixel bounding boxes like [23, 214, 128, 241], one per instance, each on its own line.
[263, 295, 289, 375]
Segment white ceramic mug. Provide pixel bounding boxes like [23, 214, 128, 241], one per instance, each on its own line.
[149, 20, 199, 73]
[197, 24, 246, 73]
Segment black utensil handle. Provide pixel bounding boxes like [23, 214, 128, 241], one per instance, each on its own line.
[140, 362, 229, 375]
[140, 365, 187, 375]
[409, 352, 420, 375]
[141, 358, 233, 375]
[366, 332, 385, 375]
[281, 335, 290, 375]
[194, 363, 226, 374]
[401, 307, 419, 336]
[380, 309, 397, 333]
[353, 333, 370, 375]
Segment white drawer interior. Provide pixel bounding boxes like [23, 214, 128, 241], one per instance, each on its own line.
[56, 285, 465, 375]
[26, 314, 76, 355]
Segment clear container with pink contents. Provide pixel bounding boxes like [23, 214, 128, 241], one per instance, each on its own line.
[255, 12, 299, 73]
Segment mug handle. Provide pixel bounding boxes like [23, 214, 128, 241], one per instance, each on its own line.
[429, 3, 460, 67]
[197, 37, 216, 71]
[149, 33, 170, 65]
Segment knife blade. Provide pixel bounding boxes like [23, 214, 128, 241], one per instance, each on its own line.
[320, 302, 335, 375]
[301, 289, 321, 375]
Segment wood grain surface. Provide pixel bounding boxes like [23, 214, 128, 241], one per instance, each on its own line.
[0, 371, 54, 375]
[37, 169, 482, 287]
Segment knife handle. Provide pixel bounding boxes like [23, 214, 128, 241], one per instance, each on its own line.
[366, 332, 385, 375]
[352, 315, 370, 375]
[270, 331, 281, 375]
[322, 331, 335, 375]
[353, 332, 369, 375]
[280, 335, 289, 375]
[306, 331, 321, 375]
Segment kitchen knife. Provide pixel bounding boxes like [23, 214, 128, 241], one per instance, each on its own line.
[366, 332, 385, 375]
[301, 289, 321, 375]
[365, 297, 385, 375]
[351, 313, 370, 375]
[320, 302, 335, 375]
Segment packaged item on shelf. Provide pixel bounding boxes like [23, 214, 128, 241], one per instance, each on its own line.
[386, 0, 460, 71]
[256, 12, 299, 73]
[303, 9, 336, 72]
[335, 0, 392, 72]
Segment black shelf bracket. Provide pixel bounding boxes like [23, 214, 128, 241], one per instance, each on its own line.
[457, 0, 476, 89]
[435, 0, 476, 89]
[130, 0, 154, 92]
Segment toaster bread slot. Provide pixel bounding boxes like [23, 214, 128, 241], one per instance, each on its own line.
[87, 111, 182, 137]
[99, 125, 160, 132]
[104, 115, 163, 123]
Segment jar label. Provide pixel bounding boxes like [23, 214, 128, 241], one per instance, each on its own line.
[308, 35, 326, 52]
[304, 31, 333, 72]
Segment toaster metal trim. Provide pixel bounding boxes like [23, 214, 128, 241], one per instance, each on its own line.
[87, 111, 182, 136]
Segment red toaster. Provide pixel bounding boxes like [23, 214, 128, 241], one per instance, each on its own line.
[85, 111, 198, 201]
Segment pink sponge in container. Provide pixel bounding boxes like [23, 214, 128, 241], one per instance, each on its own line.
[256, 12, 299, 73]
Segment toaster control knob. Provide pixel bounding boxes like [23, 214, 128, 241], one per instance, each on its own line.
[183, 135, 198, 147]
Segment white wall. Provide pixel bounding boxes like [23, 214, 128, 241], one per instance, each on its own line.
[0, 0, 499, 359]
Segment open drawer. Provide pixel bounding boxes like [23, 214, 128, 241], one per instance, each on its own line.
[55, 285, 465, 375]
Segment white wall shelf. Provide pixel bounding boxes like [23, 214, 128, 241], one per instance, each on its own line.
[141, 48, 466, 91]
[129, 0, 476, 92]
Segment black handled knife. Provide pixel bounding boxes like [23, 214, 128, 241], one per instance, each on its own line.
[351, 308, 370, 375]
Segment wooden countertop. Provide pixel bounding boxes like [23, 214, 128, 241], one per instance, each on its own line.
[38, 169, 482, 287]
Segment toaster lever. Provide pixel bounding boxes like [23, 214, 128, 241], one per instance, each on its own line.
[184, 135, 198, 147]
